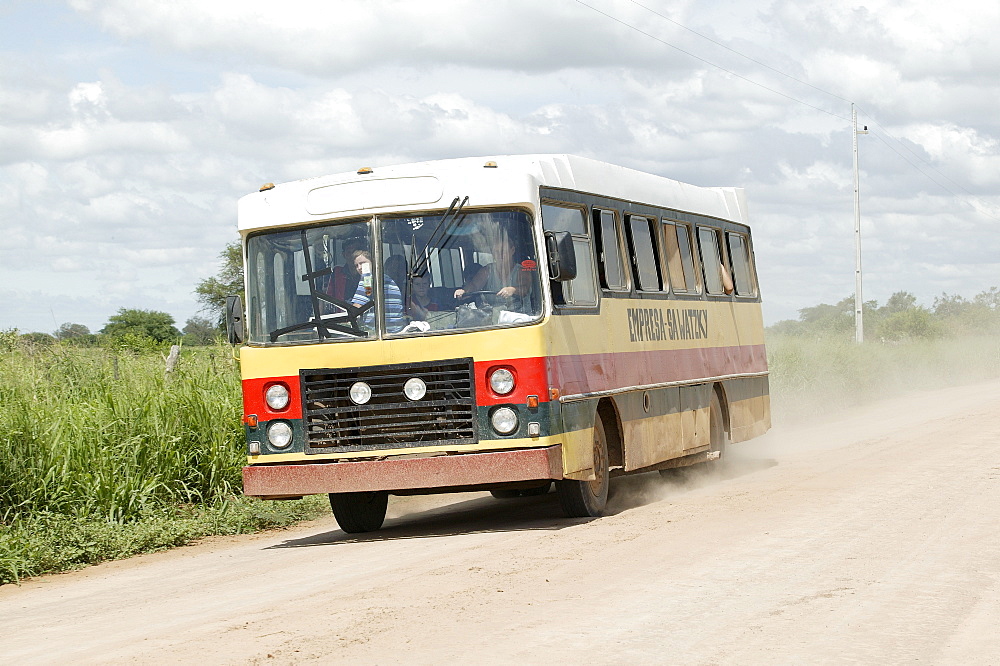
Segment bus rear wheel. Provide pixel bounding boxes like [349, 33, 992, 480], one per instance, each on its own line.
[556, 412, 610, 518]
[329, 491, 388, 534]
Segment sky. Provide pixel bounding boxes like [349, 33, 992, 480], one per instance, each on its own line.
[2, 0, 999, 334]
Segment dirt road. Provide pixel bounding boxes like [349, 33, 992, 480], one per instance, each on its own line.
[2, 381, 999, 664]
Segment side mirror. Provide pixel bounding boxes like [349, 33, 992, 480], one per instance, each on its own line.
[544, 231, 577, 282]
[225, 295, 245, 345]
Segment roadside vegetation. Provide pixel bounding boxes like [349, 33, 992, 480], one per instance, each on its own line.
[0, 334, 326, 585]
[767, 288, 1000, 422]
[3, 284, 1000, 584]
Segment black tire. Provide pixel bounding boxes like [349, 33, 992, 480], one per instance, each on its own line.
[556, 412, 610, 517]
[329, 491, 388, 533]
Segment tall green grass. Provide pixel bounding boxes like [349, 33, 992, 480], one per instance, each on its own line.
[0, 340, 329, 583]
[0, 342, 243, 523]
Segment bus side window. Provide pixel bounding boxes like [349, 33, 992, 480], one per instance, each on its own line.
[540, 203, 597, 307]
[726, 232, 756, 297]
[594, 209, 627, 291]
[698, 226, 732, 295]
[625, 215, 662, 292]
[662, 220, 700, 293]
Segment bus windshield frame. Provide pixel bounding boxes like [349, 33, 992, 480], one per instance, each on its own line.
[244, 207, 543, 346]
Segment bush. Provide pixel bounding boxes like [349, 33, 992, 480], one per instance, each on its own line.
[875, 308, 943, 341]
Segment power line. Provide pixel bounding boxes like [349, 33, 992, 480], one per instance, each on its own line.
[855, 105, 1000, 222]
[625, 0, 852, 106]
[574, 0, 1000, 223]
[571, 0, 849, 122]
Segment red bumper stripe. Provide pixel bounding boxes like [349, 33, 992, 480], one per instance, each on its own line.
[243, 445, 564, 496]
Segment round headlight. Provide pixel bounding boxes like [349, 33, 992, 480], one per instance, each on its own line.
[267, 421, 293, 449]
[349, 381, 372, 405]
[491, 406, 518, 435]
[403, 377, 427, 401]
[265, 384, 290, 410]
[489, 368, 515, 395]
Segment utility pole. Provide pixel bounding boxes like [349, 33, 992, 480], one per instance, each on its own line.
[852, 103, 868, 343]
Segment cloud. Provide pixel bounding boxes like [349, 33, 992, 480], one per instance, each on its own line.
[67, 0, 668, 75]
[2, 0, 1000, 332]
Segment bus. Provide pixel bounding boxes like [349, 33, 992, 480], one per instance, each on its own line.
[229, 154, 770, 533]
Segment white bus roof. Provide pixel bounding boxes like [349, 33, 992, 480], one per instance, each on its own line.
[238, 154, 748, 232]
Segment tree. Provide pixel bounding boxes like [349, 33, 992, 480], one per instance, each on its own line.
[53, 322, 98, 346]
[101, 308, 180, 343]
[973, 286, 1000, 310]
[55, 322, 91, 340]
[880, 291, 917, 315]
[183, 316, 218, 345]
[19, 332, 55, 346]
[195, 240, 244, 328]
[875, 307, 942, 341]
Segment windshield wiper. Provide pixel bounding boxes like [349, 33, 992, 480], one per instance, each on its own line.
[410, 195, 468, 278]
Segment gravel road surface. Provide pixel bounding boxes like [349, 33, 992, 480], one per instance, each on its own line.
[2, 381, 999, 664]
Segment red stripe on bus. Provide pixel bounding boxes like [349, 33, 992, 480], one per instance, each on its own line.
[546, 344, 767, 397]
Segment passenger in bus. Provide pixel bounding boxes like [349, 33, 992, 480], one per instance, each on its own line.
[328, 237, 366, 303]
[720, 262, 735, 295]
[406, 274, 442, 321]
[349, 250, 406, 332]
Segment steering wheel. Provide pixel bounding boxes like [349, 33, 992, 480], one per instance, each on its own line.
[460, 290, 501, 307]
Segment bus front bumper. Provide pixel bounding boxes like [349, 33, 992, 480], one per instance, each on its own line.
[243, 445, 564, 498]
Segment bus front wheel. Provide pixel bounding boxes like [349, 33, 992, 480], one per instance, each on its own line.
[329, 491, 388, 534]
[556, 413, 610, 518]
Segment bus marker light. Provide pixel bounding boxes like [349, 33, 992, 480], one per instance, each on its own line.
[248, 440, 261, 455]
[350, 381, 372, 405]
[357, 167, 374, 174]
[549, 388, 560, 401]
[527, 422, 540, 437]
[484, 161, 498, 168]
[259, 183, 275, 192]
[491, 407, 518, 435]
[403, 377, 427, 401]
[244, 414, 259, 428]
[527, 395, 539, 409]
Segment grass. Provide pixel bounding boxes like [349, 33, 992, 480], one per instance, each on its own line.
[0, 342, 243, 522]
[0, 340, 328, 585]
[766, 333, 1000, 424]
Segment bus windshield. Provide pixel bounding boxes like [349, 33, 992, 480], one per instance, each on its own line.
[245, 209, 542, 345]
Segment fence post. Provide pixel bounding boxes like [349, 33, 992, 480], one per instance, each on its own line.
[165, 345, 180, 377]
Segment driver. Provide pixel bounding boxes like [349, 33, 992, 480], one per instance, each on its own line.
[453, 235, 532, 303]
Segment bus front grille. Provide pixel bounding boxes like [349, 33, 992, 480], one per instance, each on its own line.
[300, 358, 478, 452]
